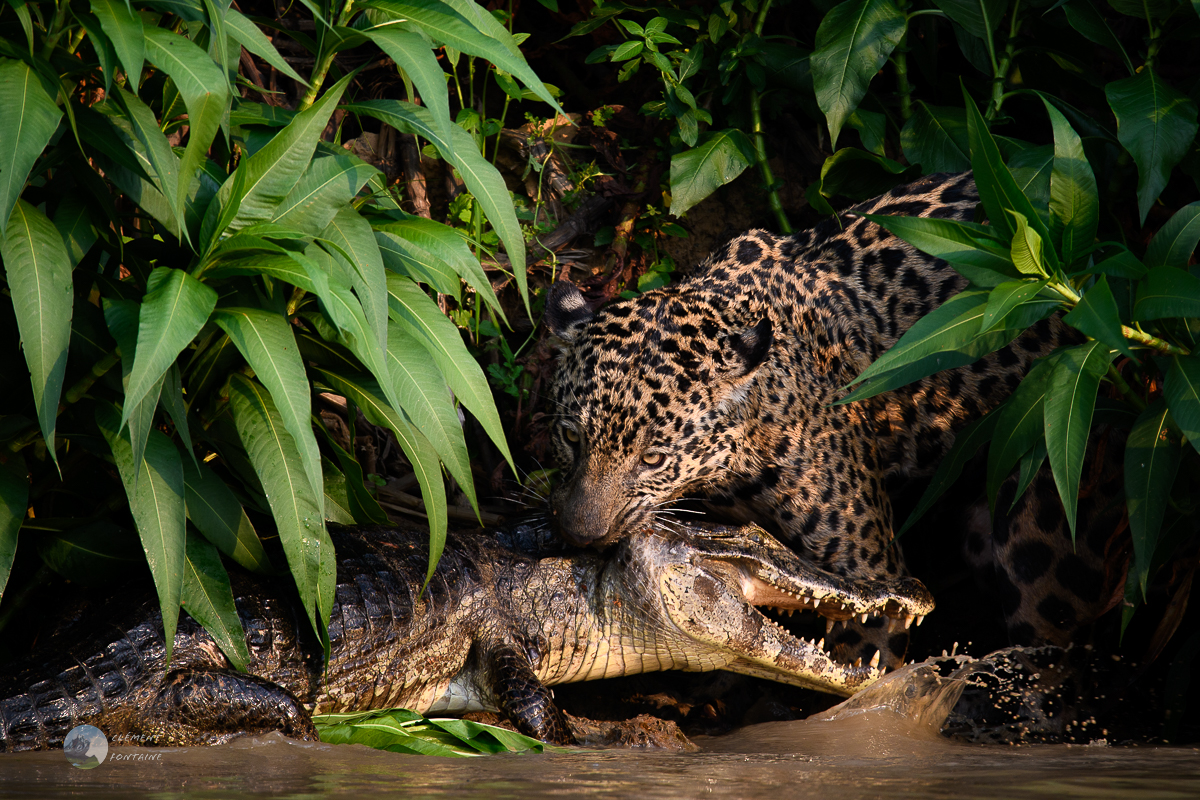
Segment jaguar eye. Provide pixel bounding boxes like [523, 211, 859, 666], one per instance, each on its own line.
[564, 428, 580, 443]
[641, 452, 666, 468]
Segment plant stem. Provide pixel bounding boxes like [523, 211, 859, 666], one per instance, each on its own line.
[894, 1, 913, 122]
[1121, 325, 1190, 356]
[986, 0, 1021, 121]
[66, 27, 87, 55]
[8, 349, 121, 453]
[1106, 363, 1146, 412]
[750, 90, 792, 233]
[1145, 23, 1161, 71]
[297, 0, 356, 111]
[40, 0, 73, 58]
[749, 0, 790, 233]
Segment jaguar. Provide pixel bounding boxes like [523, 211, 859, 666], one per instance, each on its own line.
[543, 172, 1122, 671]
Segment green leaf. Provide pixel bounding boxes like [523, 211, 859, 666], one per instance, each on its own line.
[386, 323, 476, 514]
[981, 279, 1049, 332]
[385, 273, 514, 470]
[315, 368, 447, 585]
[224, 6, 308, 85]
[53, 193, 99, 269]
[1008, 209, 1046, 276]
[321, 206, 389, 352]
[103, 298, 163, 480]
[201, 73, 353, 252]
[213, 308, 324, 509]
[1010, 438, 1047, 512]
[963, 86, 1053, 246]
[900, 410, 999, 534]
[37, 522, 142, 586]
[930, 0, 1007, 39]
[1144, 202, 1200, 269]
[811, 0, 906, 147]
[1132, 266, 1200, 322]
[1089, 249, 1147, 279]
[376, 229, 463, 300]
[1044, 340, 1113, 538]
[0, 59, 62, 233]
[1124, 400, 1181, 599]
[1008, 145, 1054, 227]
[117, 87, 185, 233]
[228, 374, 334, 650]
[807, 148, 919, 214]
[846, 287, 989, 387]
[987, 356, 1056, 510]
[1061, 275, 1135, 359]
[0, 455, 28, 601]
[314, 708, 554, 756]
[361, 0, 565, 116]
[374, 216, 503, 316]
[181, 456, 271, 573]
[143, 27, 230, 233]
[321, 458, 358, 525]
[97, 403, 186, 663]
[272, 151, 377, 235]
[160, 364, 195, 468]
[316, 431, 390, 525]
[91, 0, 145, 91]
[1061, 0, 1133, 75]
[1042, 98, 1098, 269]
[668, 128, 756, 217]
[900, 102, 971, 173]
[859, 214, 1021, 286]
[123, 268, 218, 428]
[1164, 353, 1200, 455]
[2, 200, 73, 463]
[181, 530, 251, 670]
[361, 27, 454, 149]
[1105, 69, 1200, 225]
[345, 100, 530, 312]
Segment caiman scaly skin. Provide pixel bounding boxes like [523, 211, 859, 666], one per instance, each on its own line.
[0, 521, 932, 750]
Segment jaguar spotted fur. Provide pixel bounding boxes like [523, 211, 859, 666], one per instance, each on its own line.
[544, 172, 1121, 671]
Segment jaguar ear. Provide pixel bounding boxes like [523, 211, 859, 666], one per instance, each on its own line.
[717, 318, 773, 382]
[545, 281, 594, 344]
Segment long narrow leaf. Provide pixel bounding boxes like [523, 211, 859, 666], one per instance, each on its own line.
[0, 456, 28, 601]
[385, 273, 514, 469]
[181, 456, 271, 572]
[228, 374, 334, 650]
[2, 200, 74, 463]
[0, 59, 62, 232]
[200, 74, 352, 252]
[214, 308, 324, 509]
[1042, 97, 1098, 269]
[1144, 202, 1200, 269]
[97, 403, 186, 663]
[316, 368, 448, 585]
[1124, 400, 1181, 599]
[1044, 340, 1112, 538]
[900, 410, 999, 534]
[322, 206, 389, 351]
[123, 268, 218, 427]
[91, 0, 145, 90]
[1165, 353, 1200, 455]
[347, 100, 529, 312]
[181, 531, 251, 670]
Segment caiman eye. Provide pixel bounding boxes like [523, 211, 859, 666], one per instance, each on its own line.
[641, 452, 666, 468]
[564, 428, 581, 443]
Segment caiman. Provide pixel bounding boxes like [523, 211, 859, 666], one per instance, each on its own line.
[0, 521, 932, 750]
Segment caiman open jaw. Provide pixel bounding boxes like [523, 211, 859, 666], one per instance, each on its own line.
[654, 524, 935, 697]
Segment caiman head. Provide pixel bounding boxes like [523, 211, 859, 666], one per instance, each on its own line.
[618, 522, 935, 696]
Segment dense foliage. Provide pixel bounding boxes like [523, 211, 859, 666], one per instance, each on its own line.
[0, 0, 562, 665]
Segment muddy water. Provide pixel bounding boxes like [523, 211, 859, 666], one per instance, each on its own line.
[3, 663, 1198, 799]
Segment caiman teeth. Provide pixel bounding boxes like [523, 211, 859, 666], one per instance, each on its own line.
[905, 613, 915, 629]
[825, 619, 835, 635]
[869, 650, 880, 668]
[916, 614, 925, 627]
[859, 613, 868, 624]
[817, 638, 825, 650]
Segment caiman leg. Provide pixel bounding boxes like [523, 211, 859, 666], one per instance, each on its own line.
[487, 645, 575, 746]
[138, 670, 318, 746]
